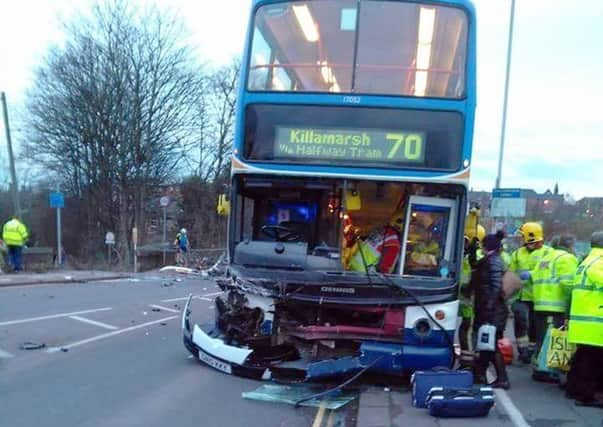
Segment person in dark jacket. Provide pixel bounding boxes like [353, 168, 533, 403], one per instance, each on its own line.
[470, 231, 510, 389]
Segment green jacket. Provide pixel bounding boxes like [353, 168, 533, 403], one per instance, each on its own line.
[568, 248, 603, 347]
[531, 249, 578, 313]
[2, 219, 29, 246]
[509, 245, 553, 302]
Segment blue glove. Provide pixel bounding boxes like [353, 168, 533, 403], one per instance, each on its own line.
[519, 271, 531, 281]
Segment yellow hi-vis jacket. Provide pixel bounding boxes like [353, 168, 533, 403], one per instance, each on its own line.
[2, 218, 29, 246]
[568, 247, 603, 347]
[509, 245, 553, 302]
[531, 249, 578, 313]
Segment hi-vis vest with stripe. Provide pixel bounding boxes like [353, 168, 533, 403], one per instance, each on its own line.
[531, 249, 578, 313]
[2, 219, 28, 246]
[568, 248, 603, 347]
[509, 245, 553, 302]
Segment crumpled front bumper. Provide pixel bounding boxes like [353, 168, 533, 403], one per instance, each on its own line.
[182, 294, 455, 381]
[182, 295, 271, 380]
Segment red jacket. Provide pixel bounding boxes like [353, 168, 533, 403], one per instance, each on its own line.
[379, 226, 401, 274]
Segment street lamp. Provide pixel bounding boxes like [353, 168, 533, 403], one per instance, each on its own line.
[495, 0, 516, 189]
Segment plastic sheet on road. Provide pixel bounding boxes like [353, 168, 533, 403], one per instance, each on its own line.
[242, 384, 357, 410]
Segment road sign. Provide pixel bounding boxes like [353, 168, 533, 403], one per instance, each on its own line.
[160, 196, 170, 207]
[491, 188, 526, 218]
[49, 192, 65, 208]
[105, 232, 115, 245]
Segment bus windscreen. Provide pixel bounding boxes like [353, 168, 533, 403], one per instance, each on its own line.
[248, 1, 468, 98]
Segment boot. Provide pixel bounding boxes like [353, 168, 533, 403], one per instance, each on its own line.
[518, 346, 531, 364]
[490, 352, 510, 390]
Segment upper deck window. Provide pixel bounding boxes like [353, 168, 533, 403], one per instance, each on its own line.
[248, 1, 468, 98]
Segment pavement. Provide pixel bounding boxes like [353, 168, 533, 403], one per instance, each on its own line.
[0, 269, 131, 287]
[1, 273, 602, 427]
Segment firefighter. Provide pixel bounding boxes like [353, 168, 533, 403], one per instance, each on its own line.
[565, 231, 603, 407]
[509, 222, 554, 363]
[530, 234, 578, 382]
[458, 224, 486, 369]
[349, 209, 404, 274]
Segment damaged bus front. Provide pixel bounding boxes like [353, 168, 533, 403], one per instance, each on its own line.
[183, 0, 477, 381]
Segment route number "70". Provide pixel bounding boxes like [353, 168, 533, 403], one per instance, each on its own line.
[385, 133, 424, 161]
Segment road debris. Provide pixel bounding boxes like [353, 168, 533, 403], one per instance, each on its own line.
[20, 342, 46, 350]
[242, 384, 357, 410]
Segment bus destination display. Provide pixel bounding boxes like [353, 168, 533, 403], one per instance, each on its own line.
[274, 126, 426, 164]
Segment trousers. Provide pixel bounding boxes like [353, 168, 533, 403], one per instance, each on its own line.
[7, 245, 23, 272]
[566, 345, 603, 402]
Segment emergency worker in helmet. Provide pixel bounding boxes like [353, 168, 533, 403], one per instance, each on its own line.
[458, 223, 486, 369]
[508, 222, 554, 363]
[349, 209, 404, 274]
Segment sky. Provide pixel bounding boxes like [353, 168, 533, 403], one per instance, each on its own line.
[1, 0, 602, 198]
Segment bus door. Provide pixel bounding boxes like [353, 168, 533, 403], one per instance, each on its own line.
[400, 196, 458, 277]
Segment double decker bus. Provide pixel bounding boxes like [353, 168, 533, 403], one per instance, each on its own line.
[184, 0, 476, 380]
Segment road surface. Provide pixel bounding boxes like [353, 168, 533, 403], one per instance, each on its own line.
[1, 274, 601, 427]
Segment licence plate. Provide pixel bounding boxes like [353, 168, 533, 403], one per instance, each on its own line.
[198, 350, 232, 374]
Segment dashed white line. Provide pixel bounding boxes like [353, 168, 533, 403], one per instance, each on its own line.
[149, 304, 180, 314]
[0, 348, 14, 359]
[69, 315, 118, 330]
[47, 315, 178, 353]
[0, 307, 112, 326]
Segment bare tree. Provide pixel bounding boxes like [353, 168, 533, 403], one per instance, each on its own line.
[24, 1, 203, 264]
[196, 61, 240, 182]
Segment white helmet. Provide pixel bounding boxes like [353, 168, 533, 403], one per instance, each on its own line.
[180, 228, 187, 234]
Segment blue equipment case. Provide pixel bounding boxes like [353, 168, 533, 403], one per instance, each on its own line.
[411, 368, 473, 408]
[426, 387, 495, 418]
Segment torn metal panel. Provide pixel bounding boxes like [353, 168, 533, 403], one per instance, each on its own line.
[306, 356, 361, 379]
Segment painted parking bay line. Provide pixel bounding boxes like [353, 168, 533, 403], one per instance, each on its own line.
[0, 307, 112, 327]
[69, 315, 118, 330]
[161, 293, 223, 303]
[46, 315, 178, 353]
[0, 348, 14, 359]
[149, 304, 180, 314]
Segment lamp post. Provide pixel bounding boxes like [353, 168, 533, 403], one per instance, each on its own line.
[495, 0, 516, 189]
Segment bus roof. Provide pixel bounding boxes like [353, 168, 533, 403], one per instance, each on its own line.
[250, 0, 476, 15]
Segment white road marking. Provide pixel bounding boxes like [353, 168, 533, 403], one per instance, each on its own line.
[161, 292, 222, 303]
[46, 315, 178, 353]
[202, 291, 223, 297]
[69, 315, 118, 330]
[487, 368, 530, 427]
[0, 348, 15, 359]
[161, 296, 190, 303]
[0, 307, 112, 327]
[148, 304, 180, 314]
[494, 389, 531, 427]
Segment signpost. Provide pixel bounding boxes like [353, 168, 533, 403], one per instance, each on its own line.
[160, 196, 170, 265]
[491, 188, 526, 235]
[105, 231, 115, 267]
[49, 191, 65, 267]
[132, 227, 138, 273]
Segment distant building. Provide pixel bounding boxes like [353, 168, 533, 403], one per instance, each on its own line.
[469, 188, 565, 218]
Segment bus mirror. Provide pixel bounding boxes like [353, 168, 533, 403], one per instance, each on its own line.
[217, 194, 230, 216]
[345, 190, 361, 211]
